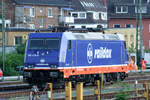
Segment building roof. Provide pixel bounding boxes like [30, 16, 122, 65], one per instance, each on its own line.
[13, 0, 69, 7]
[71, 0, 106, 12]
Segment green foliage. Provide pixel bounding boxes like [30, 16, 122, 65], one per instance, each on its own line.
[115, 92, 128, 100]
[115, 82, 130, 100]
[6, 53, 24, 69]
[16, 43, 26, 54]
[3, 66, 19, 76]
[127, 43, 135, 53]
[145, 49, 150, 53]
[2, 53, 24, 76]
[0, 42, 26, 76]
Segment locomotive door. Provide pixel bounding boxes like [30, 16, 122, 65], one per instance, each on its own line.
[121, 41, 125, 64]
[67, 40, 73, 66]
[121, 41, 128, 64]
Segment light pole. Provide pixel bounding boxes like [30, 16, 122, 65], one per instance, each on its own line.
[1, 0, 5, 71]
[136, 0, 144, 65]
[136, 0, 139, 65]
[139, 0, 144, 60]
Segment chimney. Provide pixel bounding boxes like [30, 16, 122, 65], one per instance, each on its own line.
[102, 0, 107, 7]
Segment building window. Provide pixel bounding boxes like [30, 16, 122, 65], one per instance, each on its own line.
[40, 8, 43, 13]
[126, 24, 133, 28]
[113, 24, 121, 28]
[39, 18, 43, 28]
[93, 12, 99, 20]
[70, 26, 75, 28]
[116, 6, 128, 13]
[71, 12, 86, 19]
[15, 36, 22, 45]
[81, 26, 86, 28]
[101, 12, 107, 20]
[30, 7, 35, 17]
[71, 13, 78, 18]
[48, 8, 53, 17]
[29, 24, 35, 29]
[130, 35, 134, 45]
[135, 6, 147, 13]
[79, 12, 86, 19]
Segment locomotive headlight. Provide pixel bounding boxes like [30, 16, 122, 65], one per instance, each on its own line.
[27, 65, 34, 68]
[50, 65, 57, 68]
[23, 72, 32, 78]
[40, 59, 45, 63]
[49, 72, 58, 78]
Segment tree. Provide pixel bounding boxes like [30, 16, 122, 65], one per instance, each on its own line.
[16, 42, 26, 54]
[0, 42, 26, 76]
[128, 43, 135, 53]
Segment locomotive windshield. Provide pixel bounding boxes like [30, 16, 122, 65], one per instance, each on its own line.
[29, 38, 60, 50]
[29, 39, 44, 49]
[45, 39, 60, 49]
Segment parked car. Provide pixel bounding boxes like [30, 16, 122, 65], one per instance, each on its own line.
[16, 66, 24, 75]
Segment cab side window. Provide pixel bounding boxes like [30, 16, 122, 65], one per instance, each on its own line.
[68, 40, 72, 50]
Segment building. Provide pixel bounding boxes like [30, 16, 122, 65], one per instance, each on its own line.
[0, 0, 14, 27]
[1, 0, 108, 29]
[104, 28, 140, 49]
[1, 0, 73, 29]
[107, 0, 150, 49]
[68, 0, 107, 28]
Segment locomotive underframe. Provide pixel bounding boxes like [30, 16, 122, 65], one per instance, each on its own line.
[23, 69, 127, 88]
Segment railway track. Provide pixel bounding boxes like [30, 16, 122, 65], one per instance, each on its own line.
[0, 72, 150, 99]
[0, 81, 31, 92]
[0, 81, 24, 85]
[0, 87, 146, 100]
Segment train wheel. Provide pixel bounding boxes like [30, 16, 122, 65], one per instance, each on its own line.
[120, 72, 126, 81]
[117, 73, 121, 81]
[105, 74, 111, 82]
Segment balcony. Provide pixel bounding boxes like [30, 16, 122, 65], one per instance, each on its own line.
[59, 16, 74, 24]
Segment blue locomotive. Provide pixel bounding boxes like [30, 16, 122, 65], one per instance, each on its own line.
[23, 32, 135, 86]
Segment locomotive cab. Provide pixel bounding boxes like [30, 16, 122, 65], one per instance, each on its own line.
[23, 33, 63, 84]
[24, 33, 62, 69]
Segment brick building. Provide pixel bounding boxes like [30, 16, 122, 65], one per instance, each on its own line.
[107, 0, 150, 49]
[0, 0, 14, 27]
[1, 0, 72, 29]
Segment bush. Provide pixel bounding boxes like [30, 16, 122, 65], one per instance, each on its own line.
[145, 49, 150, 53]
[16, 43, 26, 54]
[0, 53, 24, 76]
[3, 66, 19, 76]
[115, 82, 130, 100]
[115, 92, 128, 100]
[128, 43, 135, 53]
[0, 43, 26, 76]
